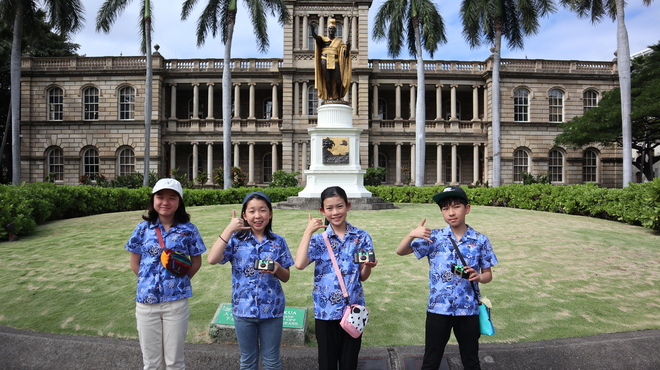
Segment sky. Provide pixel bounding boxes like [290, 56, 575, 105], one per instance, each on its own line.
[71, 0, 660, 62]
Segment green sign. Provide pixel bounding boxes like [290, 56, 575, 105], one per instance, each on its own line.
[213, 303, 306, 329]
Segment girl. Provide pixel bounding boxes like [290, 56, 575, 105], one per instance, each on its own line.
[207, 192, 293, 370]
[125, 178, 206, 370]
[294, 186, 378, 370]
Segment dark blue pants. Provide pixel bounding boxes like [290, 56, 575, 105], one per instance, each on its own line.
[421, 312, 481, 370]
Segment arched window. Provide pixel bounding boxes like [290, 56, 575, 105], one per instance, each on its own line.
[583, 89, 598, 113]
[263, 152, 273, 183]
[118, 147, 135, 176]
[548, 149, 564, 183]
[548, 89, 564, 122]
[377, 152, 387, 169]
[308, 86, 318, 115]
[119, 86, 135, 120]
[264, 98, 273, 119]
[82, 147, 99, 176]
[444, 154, 462, 183]
[444, 100, 462, 120]
[513, 149, 530, 183]
[514, 88, 530, 122]
[48, 87, 63, 121]
[583, 149, 598, 183]
[46, 147, 64, 181]
[83, 86, 99, 120]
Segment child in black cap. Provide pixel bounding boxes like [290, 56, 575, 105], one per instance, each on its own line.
[397, 186, 498, 370]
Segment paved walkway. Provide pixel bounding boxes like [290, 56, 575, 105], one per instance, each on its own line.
[1, 326, 659, 369]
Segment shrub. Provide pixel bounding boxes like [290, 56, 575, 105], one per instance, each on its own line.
[364, 167, 387, 186]
[268, 170, 300, 188]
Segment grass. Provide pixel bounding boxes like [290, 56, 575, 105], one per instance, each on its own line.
[2, 203, 659, 347]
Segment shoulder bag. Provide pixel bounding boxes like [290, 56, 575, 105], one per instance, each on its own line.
[449, 236, 496, 336]
[156, 227, 192, 277]
[322, 232, 369, 338]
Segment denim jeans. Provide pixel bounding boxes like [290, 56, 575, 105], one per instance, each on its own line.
[233, 315, 284, 370]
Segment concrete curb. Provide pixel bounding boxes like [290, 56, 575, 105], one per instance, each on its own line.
[1, 326, 659, 369]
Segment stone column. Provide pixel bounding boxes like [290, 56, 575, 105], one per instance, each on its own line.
[473, 143, 480, 185]
[271, 142, 278, 173]
[207, 83, 214, 119]
[192, 142, 199, 183]
[351, 16, 357, 50]
[351, 82, 358, 111]
[302, 16, 309, 50]
[233, 142, 240, 167]
[395, 84, 402, 120]
[207, 142, 214, 185]
[410, 84, 416, 120]
[395, 142, 402, 185]
[435, 84, 443, 120]
[294, 141, 300, 173]
[410, 143, 416, 182]
[233, 83, 241, 118]
[451, 143, 458, 185]
[192, 83, 199, 119]
[450, 85, 457, 121]
[301, 141, 308, 185]
[248, 142, 255, 185]
[294, 81, 300, 116]
[343, 15, 349, 42]
[170, 84, 177, 118]
[436, 143, 443, 185]
[472, 85, 480, 121]
[372, 143, 379, 168]
[248, 83, 256, 119]
[372, 83, 379, 119]
[483, 87, 489, 121]
[294, 15, 300, 50]
[302, 81, 309, 116]
[169, 142, 176, 174]
[271, 83, 279, 119]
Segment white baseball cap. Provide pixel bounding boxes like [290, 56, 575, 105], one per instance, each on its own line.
[152, 178, 184, 199]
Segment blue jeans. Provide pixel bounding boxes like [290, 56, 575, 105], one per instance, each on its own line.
[233, 315, 283, 370]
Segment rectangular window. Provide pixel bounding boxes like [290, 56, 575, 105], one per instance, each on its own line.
[48, 149, 64, 181]
[549, 151, 563, 183]
[583, 90, 598, 113]
[549, 90, 563, 122]
[119, 148, 135, 176]
[583, 151, 597, 182]
[48, 88, 63, 121]
[83, 149, 99, 175]
[514, 89, 529, 122]
[513, 150, 529, 183]
[83, 88, 99, 120]
[119, 87, 135, 120]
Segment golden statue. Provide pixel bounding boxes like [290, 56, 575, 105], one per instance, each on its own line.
[311, 18, 352, 101]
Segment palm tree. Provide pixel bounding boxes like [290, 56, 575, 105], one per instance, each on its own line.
[373, 0, 446, 187]
[2, 0, 84, 185]
[460, 0, 555, 187]
[181, 0, 290, 189]
[559, 0, 654, 187]
[97, 0, 154, 187]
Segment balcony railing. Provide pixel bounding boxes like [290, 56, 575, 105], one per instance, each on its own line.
[167, 118, 282, 133]
[369, 119, 486, 134]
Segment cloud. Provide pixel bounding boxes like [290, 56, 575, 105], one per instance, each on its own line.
[73, 0, 659, 61]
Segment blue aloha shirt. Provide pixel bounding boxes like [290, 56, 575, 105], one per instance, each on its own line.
[410, 224, 498, 316]
[307, 223, 374, 320]
[220, 232, 294, 319]
[125, 221, 207, 304]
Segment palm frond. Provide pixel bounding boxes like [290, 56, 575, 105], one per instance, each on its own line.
[96, 0, 131, 33]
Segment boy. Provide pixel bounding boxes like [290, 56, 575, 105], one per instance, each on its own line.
[397, 186, 498, 370]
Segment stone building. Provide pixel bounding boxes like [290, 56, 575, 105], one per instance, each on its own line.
[19, 0, 623, 188]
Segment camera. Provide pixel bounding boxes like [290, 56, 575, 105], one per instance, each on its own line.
[254, 259, 274, 271]
[353, 251, 376, 264]
[451, 264, 470, 279]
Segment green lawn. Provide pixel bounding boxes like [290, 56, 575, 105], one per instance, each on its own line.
[2, 203, 659, 346]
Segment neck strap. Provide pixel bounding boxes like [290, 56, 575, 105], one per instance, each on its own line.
[322, 232, 350, 304]
[448, 235, 480, 302]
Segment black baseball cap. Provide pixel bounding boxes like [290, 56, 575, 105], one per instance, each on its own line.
[432, 186, 468, 205]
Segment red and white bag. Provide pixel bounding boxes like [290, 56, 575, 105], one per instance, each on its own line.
[322, 232, 369, 338]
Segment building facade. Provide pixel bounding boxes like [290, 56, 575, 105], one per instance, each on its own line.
[19, 0, 623, 188]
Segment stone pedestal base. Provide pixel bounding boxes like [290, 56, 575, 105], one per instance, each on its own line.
[276, 196, 395, 210]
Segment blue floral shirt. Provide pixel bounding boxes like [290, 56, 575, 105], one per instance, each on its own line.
[410, 225, 498, 316]
[220, 232, 294, 319]
[307, 223, 374, 320]
[125, 221, 207, 304]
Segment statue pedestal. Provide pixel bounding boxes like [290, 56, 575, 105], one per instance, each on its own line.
[297, 103, 371, 198]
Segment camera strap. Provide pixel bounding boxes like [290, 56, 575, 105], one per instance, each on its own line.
[448, 235, 481, 303]
[322, 232, 350, 306]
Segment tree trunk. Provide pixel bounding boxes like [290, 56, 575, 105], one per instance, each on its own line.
[615, 0, 632, 187]
[144, 14, 152, 186]
[222, 12, 237, 189]
[10, 4, 24, 185]
[413, 19, 425, 187]
[491, 20, 502, 187]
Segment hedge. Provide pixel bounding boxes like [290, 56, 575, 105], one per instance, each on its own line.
[1, 179, 659, 241]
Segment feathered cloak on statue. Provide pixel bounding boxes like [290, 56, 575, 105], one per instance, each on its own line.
[314, 36, 352, 100]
